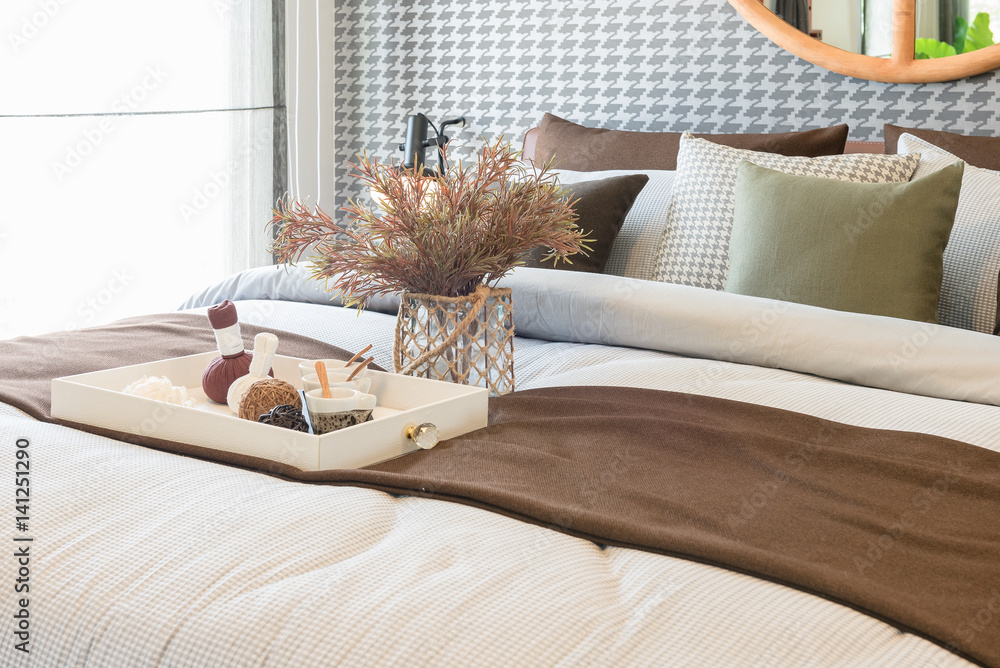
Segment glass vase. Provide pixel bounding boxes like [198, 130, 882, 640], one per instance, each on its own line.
[394, 286, 514, 397]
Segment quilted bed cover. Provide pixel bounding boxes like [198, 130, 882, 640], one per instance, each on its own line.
[2, 266, 999, 667]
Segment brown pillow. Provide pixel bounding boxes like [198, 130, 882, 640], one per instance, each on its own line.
[525, 174, 649, 273]
[884, 124, 1000, 170]
[534, 113, 850, 171]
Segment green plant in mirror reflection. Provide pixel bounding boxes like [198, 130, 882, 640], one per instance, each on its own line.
[916, 12, 995, 59]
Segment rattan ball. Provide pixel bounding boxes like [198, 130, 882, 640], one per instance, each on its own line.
[238, 378, 301, 421]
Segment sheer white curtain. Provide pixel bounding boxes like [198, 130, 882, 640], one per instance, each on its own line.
[0, 0, 280, 339]
[286, 0, 335, 213]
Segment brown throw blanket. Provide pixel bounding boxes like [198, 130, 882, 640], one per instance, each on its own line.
[3, 315, 999, 667]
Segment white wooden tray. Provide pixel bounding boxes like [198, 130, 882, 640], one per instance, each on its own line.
[51, 353, 489, 471]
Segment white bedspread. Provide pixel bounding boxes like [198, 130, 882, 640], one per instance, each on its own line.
[3, 270, 997, 668]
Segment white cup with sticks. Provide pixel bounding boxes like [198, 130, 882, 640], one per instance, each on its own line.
[303, 370, 371, 394]
[298, 344, 374, 379]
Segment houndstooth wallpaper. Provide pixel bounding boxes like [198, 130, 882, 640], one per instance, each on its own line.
[332, 0, 999, 211]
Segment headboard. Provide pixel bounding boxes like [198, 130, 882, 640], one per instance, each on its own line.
[521, 126, 884, 162]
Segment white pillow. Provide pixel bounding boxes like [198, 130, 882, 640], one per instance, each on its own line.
[898, 133, 1000, 334]
[652, 133, 922, 291]
[554, 169, 675, 281]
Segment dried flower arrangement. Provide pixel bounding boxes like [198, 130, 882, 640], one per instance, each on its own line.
[268, 138, 590, 307]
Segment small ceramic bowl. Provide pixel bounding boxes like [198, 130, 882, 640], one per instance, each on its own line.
[304, 388, 377, 434]
[298, 359, 371, 380]
[302, 371, 372, 395]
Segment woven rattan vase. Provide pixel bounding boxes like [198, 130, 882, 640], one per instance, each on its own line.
[394, 285, 514, 396]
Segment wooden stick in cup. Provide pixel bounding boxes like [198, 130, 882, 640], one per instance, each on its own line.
[314, 361, 331, 399]
[346, 357, 373, 382]
[345, 344, 373, 366]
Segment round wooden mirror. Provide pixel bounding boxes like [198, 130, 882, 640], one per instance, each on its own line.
[729, 0, 1000, 83]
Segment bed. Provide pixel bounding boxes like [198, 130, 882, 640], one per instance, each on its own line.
[2, 117, 999, 668]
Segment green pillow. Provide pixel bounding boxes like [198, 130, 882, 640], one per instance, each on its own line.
[725, 160, 965, 323]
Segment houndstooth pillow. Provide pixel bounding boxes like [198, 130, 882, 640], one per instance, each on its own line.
[898, 133, 1000, 334]
[554, 169, 676, 281]
[652, 134, 921, 290]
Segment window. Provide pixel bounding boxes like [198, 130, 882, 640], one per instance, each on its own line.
[0, 0, 282, 338]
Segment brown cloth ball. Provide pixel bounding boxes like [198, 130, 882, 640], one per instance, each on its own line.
[238, 378, 301, 421]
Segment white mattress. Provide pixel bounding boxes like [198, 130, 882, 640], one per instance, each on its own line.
[2, 293, 992, 667]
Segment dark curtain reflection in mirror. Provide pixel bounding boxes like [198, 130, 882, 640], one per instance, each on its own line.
[775, 0, 810, 34]
[939, 0, 971, 42]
